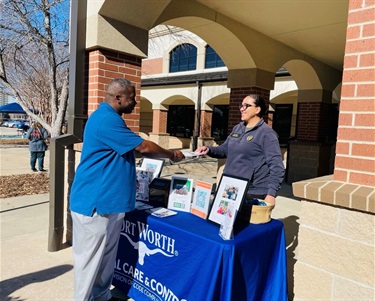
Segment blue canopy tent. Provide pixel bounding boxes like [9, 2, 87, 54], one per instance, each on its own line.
[0, 102, 27, 114]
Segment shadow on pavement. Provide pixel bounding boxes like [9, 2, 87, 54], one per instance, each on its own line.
[279, 215, 300, 301]
[0, 264, 73, 301]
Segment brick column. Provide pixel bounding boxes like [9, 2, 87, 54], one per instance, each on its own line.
[334, 1, 375, 186]
[195, 110, 215, 148]
[88, 49, 142, 133]
[149, 109, 169, 148]
[296, 101, 334, 142]
[287, 90, 338, 183]
[200, 110, 212, 137]
[292, 2, 375, 300]
[228, 87, 270, 134]
[152, 109, 168, 133]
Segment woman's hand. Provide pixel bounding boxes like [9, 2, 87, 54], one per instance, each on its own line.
[194, 146, 210, 155]
[264, 195, 276, 206]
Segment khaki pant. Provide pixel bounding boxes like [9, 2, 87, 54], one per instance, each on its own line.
[71, 211, 125, 301]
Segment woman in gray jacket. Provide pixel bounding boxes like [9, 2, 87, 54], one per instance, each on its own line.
[25, 122, 49, 172]
[195, 94, 285, 207]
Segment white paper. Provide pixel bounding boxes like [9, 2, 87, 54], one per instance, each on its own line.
[148, 207, 178, 218]
[182, 151, 204, 158]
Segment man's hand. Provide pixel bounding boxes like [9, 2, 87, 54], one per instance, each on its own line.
[171, 150, 185, 162]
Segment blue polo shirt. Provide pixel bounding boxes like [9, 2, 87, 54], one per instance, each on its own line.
[70, 102, 144, 216]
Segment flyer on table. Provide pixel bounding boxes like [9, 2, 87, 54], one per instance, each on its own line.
[167, 177, 193, 212]
[191, 180, 213, 219]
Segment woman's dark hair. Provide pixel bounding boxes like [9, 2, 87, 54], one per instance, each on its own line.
[248, 94, 268, 116]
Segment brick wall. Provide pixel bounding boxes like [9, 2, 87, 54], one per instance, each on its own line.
[296, 102, 334, 142]
[286, 141, 335, 183]
[88, 49, 142, 132]
[228, 87, 270, 133]
[142, 58, 163, 75]
[334, 1, 375, 186]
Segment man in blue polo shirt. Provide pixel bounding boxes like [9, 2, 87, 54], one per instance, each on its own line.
[70, 78, 184, 301]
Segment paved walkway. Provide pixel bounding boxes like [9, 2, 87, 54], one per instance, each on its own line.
[0, 135, 301, 300]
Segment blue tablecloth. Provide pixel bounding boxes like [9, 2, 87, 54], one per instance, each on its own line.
[113, 210, 288, 301]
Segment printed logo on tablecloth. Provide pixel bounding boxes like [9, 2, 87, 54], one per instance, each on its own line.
[120, 232, 174, 265]
[113, 219, 187, 301]
[120, 219, 178, 265]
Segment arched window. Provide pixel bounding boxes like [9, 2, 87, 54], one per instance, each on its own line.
[205, 45, 225, 69]
[169, 43, 197, 73]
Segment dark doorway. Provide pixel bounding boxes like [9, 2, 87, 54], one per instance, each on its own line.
[273, 104, 293, 146]
[211, 105, 229, 142]
[167, 105, 195, 138]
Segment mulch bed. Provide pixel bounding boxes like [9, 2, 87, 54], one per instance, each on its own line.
[0, 138, 50, 198]
[0, 138, 28, 145]
[0, 173, 49, 198]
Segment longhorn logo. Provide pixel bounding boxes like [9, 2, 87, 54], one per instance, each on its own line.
[121, 232, 174, 265]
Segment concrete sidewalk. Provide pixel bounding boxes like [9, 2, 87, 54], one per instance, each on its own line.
[0, 144, 301, 300]
[1, 193, 74, 300]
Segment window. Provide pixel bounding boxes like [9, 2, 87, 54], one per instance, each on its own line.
[211, 105, 229, 141]
[169, 44, 197, 73]
[167, 105, 195, 138]
[205, 45, 225, 69]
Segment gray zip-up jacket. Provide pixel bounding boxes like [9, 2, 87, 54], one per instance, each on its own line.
[208, 119, 285, 197]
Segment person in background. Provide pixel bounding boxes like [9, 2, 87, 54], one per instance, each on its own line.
[70, 78, 185, 301]
[195, 94, 285, 206]
[25, 121, 48, 172]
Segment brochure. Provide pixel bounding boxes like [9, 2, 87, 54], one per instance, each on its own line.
[167, 177, 194, 212]
[136, 168, 153, 202]
[219, 201, 237, 240]
[148, 207, 178, 218]
[191, 180, 213, 219]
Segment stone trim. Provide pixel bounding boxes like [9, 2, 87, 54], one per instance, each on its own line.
[292, 175, 375, 214]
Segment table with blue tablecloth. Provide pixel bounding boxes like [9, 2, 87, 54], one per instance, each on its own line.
[112, 209, 288, 301]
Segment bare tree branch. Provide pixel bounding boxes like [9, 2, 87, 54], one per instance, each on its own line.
[0, 0, 70, 137]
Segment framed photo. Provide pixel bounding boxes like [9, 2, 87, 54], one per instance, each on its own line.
[140, 158, 164, 180]
[191, 180, 213, 219]
[167, 177, 194, 212]
[208, 174, 249, 225]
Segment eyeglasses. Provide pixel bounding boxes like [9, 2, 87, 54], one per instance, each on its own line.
[239, 103, 256, 110]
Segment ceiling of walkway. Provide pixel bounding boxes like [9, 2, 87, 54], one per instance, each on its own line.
[100, 0, 349, 71]
[197, 0, 349, 71]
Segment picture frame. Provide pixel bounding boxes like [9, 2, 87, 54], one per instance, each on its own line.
[167, 176, 194, 212]
[140, 158, 164, 180]
[208, 174, 249, 225]
[191, 180, 213, 219]
[149, 178, 171, 207]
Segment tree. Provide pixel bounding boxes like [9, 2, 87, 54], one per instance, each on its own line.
[0, 0, 70, 137]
